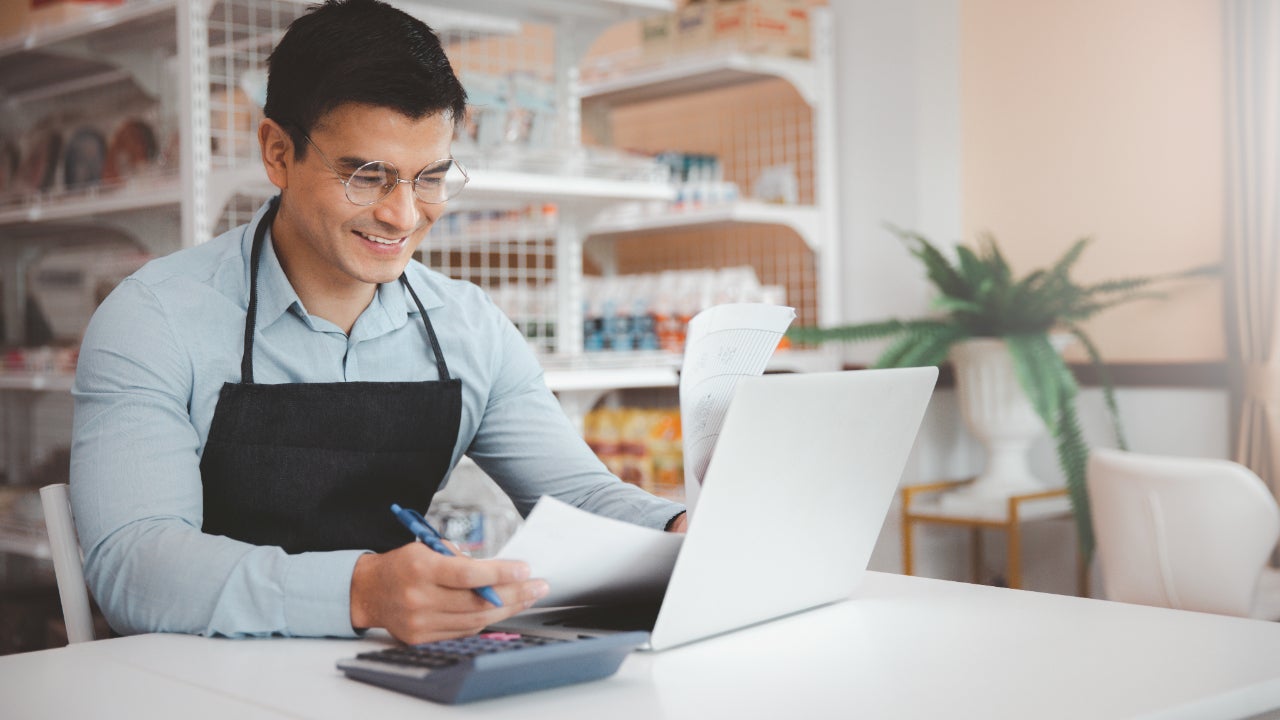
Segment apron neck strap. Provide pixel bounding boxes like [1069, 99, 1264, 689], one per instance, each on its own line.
[242, 196, 452, 384]
[243, 196, 277, 384]
[400, 275, 452, 381]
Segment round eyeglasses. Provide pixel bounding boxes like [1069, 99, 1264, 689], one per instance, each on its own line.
[303, 134, 468, 206]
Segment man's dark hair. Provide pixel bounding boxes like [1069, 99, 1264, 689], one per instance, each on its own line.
[264, 0, 467, 157]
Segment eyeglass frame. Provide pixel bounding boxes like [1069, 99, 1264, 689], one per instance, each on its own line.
[300, 133, 468, 206]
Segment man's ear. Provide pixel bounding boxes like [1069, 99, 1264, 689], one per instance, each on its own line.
[258, 118, 293, 191]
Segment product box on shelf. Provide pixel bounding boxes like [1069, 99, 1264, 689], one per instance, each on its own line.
[584, 406, 683, 499]
[675, 0, 715, 53]
[1, 345, 78, 375]
[661, 0, 811, 58]
[639, 12, 675, 60]
[14, 0, 125, 37]
[713, 0, 809, 58]
[0, 2, 30, 40]
[3, 110, 166, 204]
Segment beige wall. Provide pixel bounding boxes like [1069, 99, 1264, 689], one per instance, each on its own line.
[961, 0, 1225, 363]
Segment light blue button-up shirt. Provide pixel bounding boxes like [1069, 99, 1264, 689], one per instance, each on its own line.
[70, 200, 683, 638]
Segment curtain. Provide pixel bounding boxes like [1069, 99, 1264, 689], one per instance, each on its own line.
[1226, 1, 1280, 496]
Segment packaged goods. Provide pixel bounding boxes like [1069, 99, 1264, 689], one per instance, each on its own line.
[28, 0, 125, 33]
[639, 13, 675, 60]
[63, 126, 106, 190]
[713, 0, 810, 58]
[103, 118, 159, 183]
[676, 0, 715, 53]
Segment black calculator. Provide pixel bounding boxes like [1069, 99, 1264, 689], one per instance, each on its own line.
[336, 630, 648, 704]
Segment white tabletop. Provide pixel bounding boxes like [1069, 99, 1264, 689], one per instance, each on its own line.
[4, 571, 1280, 720]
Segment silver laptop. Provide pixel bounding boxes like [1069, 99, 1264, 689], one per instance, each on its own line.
[493, 367, 938, 651]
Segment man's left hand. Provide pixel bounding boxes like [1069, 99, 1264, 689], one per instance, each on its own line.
[667, 512, 688, 533]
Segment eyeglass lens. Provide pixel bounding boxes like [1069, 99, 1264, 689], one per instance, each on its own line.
[344, 159, 467, 205]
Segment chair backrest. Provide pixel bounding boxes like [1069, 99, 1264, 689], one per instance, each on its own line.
[39, 483, 94, 643]
[1088, 448, 1280, 618]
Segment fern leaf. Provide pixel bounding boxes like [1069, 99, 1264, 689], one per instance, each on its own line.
[979, 231, 1014, 286]
[786, 319, 909, 345]
[1048, 237, 1091, 281]
[1005, 334, 1062, 429]
[1081, 276, 1158, 298]
[932, 296, 985, 316]
[875, 332, 926, 369]
[1054, 384, 1095, 562]
[955, 245, 988, 290]
[1060, 292, 1167, 323]
[886, 224, 972, 301]
[1065, 324, 1128, 450]
[896, 325, 967, 368]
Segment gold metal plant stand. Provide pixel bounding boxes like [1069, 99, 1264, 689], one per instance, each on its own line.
[901, 479, 1088, 595]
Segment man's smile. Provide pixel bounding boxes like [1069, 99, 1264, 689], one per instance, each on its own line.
[354, 229, 407, 246]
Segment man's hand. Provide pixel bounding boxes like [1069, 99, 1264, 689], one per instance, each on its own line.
[667, 512, 688, 533]
[349, 543, 548, 645]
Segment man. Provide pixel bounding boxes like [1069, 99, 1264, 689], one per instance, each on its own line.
[70, 0, 685, 645]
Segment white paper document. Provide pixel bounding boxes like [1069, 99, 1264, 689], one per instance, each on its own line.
[494, 495, 684, 607]
[680, 303, 795, 513]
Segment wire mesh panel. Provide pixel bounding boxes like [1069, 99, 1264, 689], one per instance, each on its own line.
[212, 191, 268, 236]
[583, 77, 820, 329]
[596, 78, 815, 206]
[579, 18, 826, 335]
[431, 18, 564, 353]
[205, 0, 303, 236]
[440, 21, 559, 170]
[206, 0, 302, 170]
[420, 206, 560, 353]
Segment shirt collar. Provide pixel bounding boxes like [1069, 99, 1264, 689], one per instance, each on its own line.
[245, 199, 446, 334]
[252, 223, 304, 330]
[396, 269, 444, 315]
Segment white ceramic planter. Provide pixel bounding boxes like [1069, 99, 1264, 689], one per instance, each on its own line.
[941, 336, 1069, 512]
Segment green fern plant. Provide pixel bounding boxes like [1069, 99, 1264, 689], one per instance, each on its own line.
[788, 225, 1215, 560]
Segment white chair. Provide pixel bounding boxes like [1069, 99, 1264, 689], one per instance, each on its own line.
[1088, 448, 1280, 620]
[39, 483, 95, 643]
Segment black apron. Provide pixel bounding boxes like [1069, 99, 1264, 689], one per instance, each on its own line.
[200, 197, 462, 554]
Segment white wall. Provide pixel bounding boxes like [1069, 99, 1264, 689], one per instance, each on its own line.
[961, 0, 1225, 364]
[829, 2, 1234, 594]
[831, 0, 961, 366]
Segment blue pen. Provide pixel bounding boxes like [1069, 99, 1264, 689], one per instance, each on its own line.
[390, 503, 504, 608]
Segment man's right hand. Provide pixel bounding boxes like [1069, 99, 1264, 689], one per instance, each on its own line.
[349, 542, 548, 645]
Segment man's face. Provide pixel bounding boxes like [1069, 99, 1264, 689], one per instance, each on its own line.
[272, 103, 454, 295]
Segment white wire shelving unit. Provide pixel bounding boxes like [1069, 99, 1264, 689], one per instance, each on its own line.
[576, 7, 842, 378]
[0, 1, 844, 505]
[0, 0, 689, 495]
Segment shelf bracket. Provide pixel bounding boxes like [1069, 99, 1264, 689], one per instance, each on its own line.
[0, 244, 41, 347]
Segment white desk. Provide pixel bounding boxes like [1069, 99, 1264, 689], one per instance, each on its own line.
[4, 571, 1280, 719]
